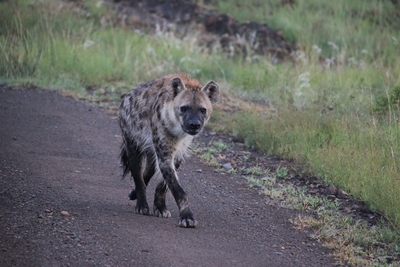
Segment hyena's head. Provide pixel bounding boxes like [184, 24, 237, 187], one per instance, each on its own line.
[165, 76, 220, 136]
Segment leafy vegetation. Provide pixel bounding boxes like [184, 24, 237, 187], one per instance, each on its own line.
[373, 86, 400, 114]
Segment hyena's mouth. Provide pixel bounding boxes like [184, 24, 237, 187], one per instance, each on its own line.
[183, 127, 201, 136]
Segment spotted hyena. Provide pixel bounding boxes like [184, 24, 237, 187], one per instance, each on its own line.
[118, 73, 220, 228]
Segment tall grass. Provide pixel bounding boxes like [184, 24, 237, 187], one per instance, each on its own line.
[213, 0, 400, 65]
[1, 0, 400, 227]
[0, 0, 224, 93]
[219, 107, 400, 224]
[210, 0, 400, 226]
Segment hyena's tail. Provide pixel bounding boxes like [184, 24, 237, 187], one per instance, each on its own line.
[120, 144, 130, 179]
[120, 142, 138, 200]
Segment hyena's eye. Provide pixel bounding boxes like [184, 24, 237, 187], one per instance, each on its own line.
[200, 108, 207, 114]
[180, 106, 188, 112]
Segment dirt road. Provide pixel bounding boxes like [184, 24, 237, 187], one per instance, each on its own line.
[0, 86, 339, 266]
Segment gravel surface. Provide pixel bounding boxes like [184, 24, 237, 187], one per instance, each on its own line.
[0, 87, 339, 266]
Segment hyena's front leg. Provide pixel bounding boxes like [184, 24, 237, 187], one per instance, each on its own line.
[153, 181, 171, 218]
[158, 161, 197, 228]
[154, 159, 182, 218]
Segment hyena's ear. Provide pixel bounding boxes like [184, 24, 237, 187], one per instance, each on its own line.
[202, 81, 220, 104]
[166, 77, 186, 100]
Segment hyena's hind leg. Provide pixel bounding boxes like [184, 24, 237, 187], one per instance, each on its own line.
[124, 144, 150, 215]
[153, 159, 181, 218]
[128, 155, 156, 201]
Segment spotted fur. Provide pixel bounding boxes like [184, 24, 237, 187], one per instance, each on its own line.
[118, 73, 220, 228]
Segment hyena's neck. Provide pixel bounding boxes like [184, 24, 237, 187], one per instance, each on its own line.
[172, 134, 194, 162]
[159, 102, 186, 138]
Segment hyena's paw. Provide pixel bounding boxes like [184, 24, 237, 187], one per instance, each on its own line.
[179, 207, 197, 228]
[135, 203, 150, 215]
[153, 207, 171, 218]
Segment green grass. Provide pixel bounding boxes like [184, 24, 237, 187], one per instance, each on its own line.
[0, 0, 225, 92]
[220, 108, 400, 224]
[208, 0, 400, 228]
[213, 0, 400, 65]
[194, 136, 400, 266]
[1, 0, 400, 232]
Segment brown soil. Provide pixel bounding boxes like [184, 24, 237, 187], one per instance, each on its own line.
[0, 86, 342, 266]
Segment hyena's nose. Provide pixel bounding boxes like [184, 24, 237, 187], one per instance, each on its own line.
[189, 121, 201, 130]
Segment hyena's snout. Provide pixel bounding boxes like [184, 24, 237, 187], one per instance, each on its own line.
[182, 112, 205, 135]
[183, 119, 202, 135]
[189, 118, 201, 130]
